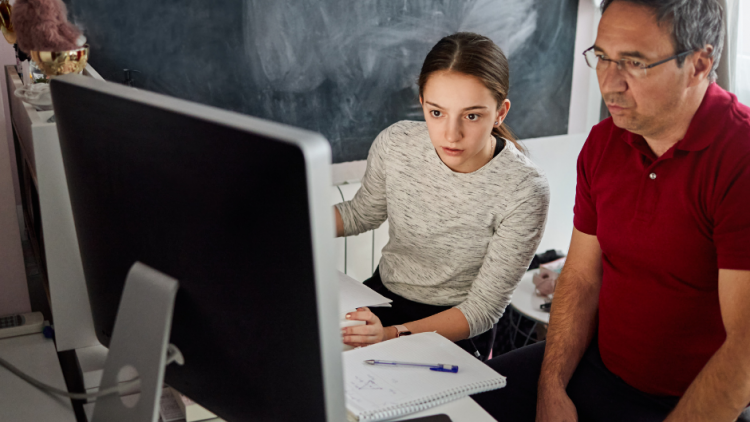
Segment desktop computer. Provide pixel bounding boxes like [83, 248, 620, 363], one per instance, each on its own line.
[51, 74, 345, 422]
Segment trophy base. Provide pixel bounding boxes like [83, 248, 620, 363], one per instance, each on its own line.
[14, 83, 53, 110]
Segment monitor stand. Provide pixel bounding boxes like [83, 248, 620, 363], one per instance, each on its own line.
[91, 262, 179, 422]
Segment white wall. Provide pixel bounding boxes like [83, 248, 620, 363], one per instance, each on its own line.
[735, 0, 750, 105]
[523, 133, 586, 254]
[0, 42, 30, 316]
[567, 0, 602, 134]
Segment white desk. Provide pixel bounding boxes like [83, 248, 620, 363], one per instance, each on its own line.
[190, 397, 495, 422]
[85, 390, 497, 422]
[0, 333, 76, 422]
[393, 397, 496, 421]
[510, 269, 550, 325]
[506, 269, 549, 350]
[85, 394, 495, 422]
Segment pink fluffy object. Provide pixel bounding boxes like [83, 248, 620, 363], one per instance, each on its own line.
[12, 0, 84, 53]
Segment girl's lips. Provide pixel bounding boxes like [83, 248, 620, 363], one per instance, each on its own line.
[442, 147, 463, 156]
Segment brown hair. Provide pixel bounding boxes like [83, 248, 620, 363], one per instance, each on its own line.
[418, 32, 524, 153]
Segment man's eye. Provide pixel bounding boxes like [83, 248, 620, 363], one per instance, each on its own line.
[627, 60, 644, 69]
[467, 114, 480, 121]
[431, 110, 441, 118]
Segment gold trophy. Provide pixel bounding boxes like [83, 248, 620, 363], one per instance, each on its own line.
[0, 0, 16, 44]
[14, 45, 89, 113]
[30, 44, 89, 77]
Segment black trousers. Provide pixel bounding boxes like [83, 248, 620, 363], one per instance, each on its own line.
[363, 268, 496, 361]
[471, 339, 750, 422]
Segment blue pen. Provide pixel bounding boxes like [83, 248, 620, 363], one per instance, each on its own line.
[364, 359, 459, 373]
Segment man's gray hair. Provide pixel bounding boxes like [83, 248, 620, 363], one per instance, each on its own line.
[600, 0, 725, 82]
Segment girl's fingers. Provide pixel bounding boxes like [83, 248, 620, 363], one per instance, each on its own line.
[345, 324, 380, 336]
[342, 307, 384, 345]
[343, 334, 379, 345]
[345, 309, 375, 322]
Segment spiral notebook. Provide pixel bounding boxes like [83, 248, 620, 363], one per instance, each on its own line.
[343, 332, 506, 422]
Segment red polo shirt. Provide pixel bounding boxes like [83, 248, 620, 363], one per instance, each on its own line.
[574, 83, 750, 397]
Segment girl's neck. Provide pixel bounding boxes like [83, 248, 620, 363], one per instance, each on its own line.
[446, 135, 495, 174]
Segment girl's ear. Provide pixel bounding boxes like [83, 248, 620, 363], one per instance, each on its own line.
[419, 95, 424, 106]
[496, 99, 511, 123]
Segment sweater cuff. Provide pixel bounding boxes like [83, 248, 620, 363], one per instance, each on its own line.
[454, 303, 493, 338]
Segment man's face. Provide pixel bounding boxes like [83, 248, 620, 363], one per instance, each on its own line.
[595, 1, 691, 137]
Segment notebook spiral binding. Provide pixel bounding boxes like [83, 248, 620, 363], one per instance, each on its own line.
[358, 378, 506, 422]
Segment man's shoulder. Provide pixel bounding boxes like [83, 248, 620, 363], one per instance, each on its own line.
[705, 91, 750, 160]
[723, 94, 750, 149]
[706, 82, 750, 126]
[699, 84, 750, 151]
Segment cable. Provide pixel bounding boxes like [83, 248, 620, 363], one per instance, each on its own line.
[0, 343, 184, 400]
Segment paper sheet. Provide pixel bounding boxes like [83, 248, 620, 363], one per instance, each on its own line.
[159, 387, 185, 422]
[338, 271, 392, 315]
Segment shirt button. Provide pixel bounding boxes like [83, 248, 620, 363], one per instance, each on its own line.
[649, 173, 657, 180]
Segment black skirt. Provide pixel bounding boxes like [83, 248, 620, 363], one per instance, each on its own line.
[363, 267, 497, 361]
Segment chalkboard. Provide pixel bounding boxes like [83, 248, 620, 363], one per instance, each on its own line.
[64, 0, 578, 163]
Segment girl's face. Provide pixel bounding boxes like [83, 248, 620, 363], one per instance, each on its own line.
[420, 71, 510, 173]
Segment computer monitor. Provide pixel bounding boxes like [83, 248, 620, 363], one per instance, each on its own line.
[50, 74, 345, 422]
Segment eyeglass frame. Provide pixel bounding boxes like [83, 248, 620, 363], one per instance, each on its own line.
[582, 46, 695, 77]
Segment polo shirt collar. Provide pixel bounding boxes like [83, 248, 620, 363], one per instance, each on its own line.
[622, 82, 728, 154]
[676, 83, 728, 152]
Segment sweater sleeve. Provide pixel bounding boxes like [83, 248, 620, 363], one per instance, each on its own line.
[335, 127, 390, 236]
[455, 171, 550, 337]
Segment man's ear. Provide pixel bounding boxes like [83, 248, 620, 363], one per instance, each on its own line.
[689, 45, 714, 86]
[419, 95, 423, 106]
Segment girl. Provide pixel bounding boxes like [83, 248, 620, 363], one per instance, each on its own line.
[336, 32, 549, 359]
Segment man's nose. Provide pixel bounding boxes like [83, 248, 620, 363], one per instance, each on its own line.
[599, 63, 628, 97]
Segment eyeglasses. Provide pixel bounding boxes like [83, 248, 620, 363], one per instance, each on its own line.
[582, 46, 694, 79]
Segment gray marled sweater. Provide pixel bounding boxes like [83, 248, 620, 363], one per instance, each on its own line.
[336, 121, 550, 337]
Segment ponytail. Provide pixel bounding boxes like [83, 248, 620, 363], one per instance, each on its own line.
[492, 124, 524, 154]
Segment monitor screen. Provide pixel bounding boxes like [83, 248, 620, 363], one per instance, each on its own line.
[51, 74, 345, 422]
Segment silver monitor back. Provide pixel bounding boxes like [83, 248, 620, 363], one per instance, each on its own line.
[51, 74, 345, 422]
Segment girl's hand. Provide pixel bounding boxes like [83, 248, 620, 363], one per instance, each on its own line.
[342, 307, 389, 347]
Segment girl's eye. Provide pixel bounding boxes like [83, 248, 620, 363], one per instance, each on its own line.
[467, 114, 479, 121]
[431, 110, 442, 118]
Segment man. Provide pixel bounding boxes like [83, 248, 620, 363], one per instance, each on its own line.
[472, 0, 750, 421]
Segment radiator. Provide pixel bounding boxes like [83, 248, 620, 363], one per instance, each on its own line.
[332, 182, 389, 282]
